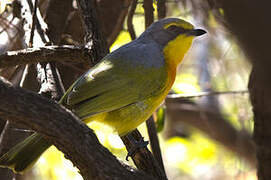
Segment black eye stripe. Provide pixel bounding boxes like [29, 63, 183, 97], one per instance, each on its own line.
[167, 25, 187, 34]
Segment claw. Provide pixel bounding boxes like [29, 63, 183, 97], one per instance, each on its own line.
[126, 138, 149, 161]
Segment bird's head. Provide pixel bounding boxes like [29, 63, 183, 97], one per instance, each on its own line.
[140, 18, 206, 66]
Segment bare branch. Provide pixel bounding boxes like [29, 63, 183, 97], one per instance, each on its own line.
[146, 116, 166, 175]
[143, 0, 154, 28]
[157, 0, 166, 19]
[76, 0, 108, 63]
[106, 0, 131, 46]
[28, 0, 38, 47]
[0, 45, 92, 68]
[167, 90, 249, 99]
[0, 77, 154, 180]
[127, 0, 137, 40]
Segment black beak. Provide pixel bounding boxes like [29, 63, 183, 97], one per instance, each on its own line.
[187, 29, 207, 36]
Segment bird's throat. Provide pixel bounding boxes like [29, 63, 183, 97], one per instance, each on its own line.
[163, 34, 193, 67]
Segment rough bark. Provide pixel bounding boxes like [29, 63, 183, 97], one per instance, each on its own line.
[0, 46, 92, 68]
[0, 77, 154, 180]
[121, 130, 167, 180]
[76, 0, 108, 63]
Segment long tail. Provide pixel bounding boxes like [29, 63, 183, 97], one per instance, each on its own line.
[0, 133, 51, 173]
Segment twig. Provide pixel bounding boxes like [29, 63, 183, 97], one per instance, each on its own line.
[107, 0, 131, 46]
[146, 116, 166, 175]
[28, 0, 38, 47]
[143, 0, 154, 28]
[127, 0, 137, 40]
[167, 90, 249, 99]
[157, 0, 166, 19]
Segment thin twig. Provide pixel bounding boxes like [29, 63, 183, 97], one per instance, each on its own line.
[146, 116, 166, 175]
[107, 0, 131, 46]
[143, 0, 154, 28]
[157, 0, 166, 19]
[167, 90, 249, 99]
[28, 0, 38, 47]
[127, 0, 138, 40]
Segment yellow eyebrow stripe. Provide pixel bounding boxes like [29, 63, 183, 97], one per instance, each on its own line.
[164, 22, 194, 30]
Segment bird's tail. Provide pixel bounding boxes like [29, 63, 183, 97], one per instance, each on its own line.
[0, 133, 51, 173]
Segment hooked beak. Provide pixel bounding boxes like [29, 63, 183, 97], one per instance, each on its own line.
[187, 29, 207, 36]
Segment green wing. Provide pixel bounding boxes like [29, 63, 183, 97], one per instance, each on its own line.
[61, 45, 167, 119]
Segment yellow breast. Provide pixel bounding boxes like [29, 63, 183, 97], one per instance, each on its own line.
[85, 35, 194, 136]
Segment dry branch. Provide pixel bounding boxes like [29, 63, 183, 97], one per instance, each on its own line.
[0, 77, 154, 180]
[0, 46, 92, 68]
[127, 0, 137, 40]
[146, 116, 166, 174]
[157, 0, 166, 19]
[76, 0, 108, 63]
[143, 0, 154, 28]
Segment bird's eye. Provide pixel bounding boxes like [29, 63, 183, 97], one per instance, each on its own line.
[167, 25, 186, 34]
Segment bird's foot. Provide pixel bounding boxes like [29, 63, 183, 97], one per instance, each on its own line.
[126, 138, 149, 161]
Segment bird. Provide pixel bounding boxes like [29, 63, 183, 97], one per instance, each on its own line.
[0, 18, 206, 173]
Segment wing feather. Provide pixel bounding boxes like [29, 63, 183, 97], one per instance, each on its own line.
[60, 41, 167, 119]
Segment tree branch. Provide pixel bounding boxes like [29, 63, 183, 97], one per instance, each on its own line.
[146, 116, 166, 174]
[76, 0, 108, 63]
[0, 46, 92, 68]
[157, 0, 166, 19]
[127, 0, 137, 40]
[143, 0, 154, 28]
[105, 0, 131, 46]
[0, 77, 154, 180]
[167, 90, 249, 99]
[121, 130, 167, 180]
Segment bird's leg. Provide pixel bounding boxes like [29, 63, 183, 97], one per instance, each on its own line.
[122, 132, 149, 161]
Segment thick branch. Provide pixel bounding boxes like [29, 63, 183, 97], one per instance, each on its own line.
[76, 0, 108, 63]
[0, 77, 153, 180]
[0, 46, 92, 68]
